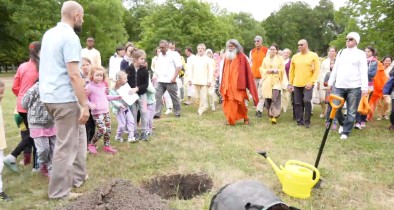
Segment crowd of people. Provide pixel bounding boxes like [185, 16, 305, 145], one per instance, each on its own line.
[0, 0, 393, 202]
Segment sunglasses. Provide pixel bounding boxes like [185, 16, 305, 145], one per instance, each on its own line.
[346, 38, 354, 41]
[298, 44, 304, 46]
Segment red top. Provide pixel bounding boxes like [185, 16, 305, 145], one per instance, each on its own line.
[12, 59, 39, 113]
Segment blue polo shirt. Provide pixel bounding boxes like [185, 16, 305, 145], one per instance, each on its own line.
[39, 22, 82, 103]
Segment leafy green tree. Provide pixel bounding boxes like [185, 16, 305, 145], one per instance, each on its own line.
[330, 0, 394, 56]
[79, 0, 128, 66]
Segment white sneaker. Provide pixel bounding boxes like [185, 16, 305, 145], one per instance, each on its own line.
[212, 107, 216, 111]
[128, 137, 137, 143]
[115, 136, 124, 143]
[164, 108, 172, 115]
[340, 134, 348, 140]
[338, 126, 343, 134]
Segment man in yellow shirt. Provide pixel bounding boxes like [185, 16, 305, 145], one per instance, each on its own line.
[288, 39, 320, 128]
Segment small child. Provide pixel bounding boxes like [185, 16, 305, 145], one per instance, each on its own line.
[21, 81, 56, 177]
[86, 66, 121, 154]
[0, 80, 11, 201]
[146, 79, 156, 136]
[80, 57, 96, 146]
[109, 71, 136, 143]
[125, 50, 150, 141]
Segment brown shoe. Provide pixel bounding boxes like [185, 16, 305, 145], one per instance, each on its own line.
[244, 118, 250, 125]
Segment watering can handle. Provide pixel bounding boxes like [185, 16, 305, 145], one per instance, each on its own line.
[286, 160, 320, 182]
[329, 94, 345, 119]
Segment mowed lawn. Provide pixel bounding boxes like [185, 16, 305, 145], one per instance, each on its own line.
[1, 75, 393, 210]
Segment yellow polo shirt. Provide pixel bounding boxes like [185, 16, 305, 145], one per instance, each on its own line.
[289, 51, 320, 87]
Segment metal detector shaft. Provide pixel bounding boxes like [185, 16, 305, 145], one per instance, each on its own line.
[313, 94, 345, 180]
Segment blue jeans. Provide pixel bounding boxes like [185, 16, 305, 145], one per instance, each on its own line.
[333, 88, 361, 136]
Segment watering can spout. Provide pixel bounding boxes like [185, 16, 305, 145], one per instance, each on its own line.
[258, 151, 284, 183]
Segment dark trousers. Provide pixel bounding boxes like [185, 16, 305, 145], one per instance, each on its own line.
[85, 110, 96, 144]
[11, 112, 38, 169]
[293, 86, 313, 125]
[291, 92, 296, 120]
[155, 82, 181, 117]
[334, 88, 361, 136]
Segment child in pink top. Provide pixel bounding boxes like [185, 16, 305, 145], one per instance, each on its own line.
[86, 66, 121, 154]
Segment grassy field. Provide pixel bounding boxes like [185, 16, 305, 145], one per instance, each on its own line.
[1, 75, 393, 210]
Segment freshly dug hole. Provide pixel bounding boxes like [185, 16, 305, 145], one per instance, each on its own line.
[141, 173, 213, 200]
[62, 179, 170, 210]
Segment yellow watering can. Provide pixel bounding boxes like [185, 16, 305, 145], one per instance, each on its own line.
[258, 151, 320, 199]
[259, 95, 345, 199]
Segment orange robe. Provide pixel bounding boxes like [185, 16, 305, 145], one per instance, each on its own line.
[220, 53, 259, 125]
[368, 61, 388, 120]
[250, 46, 268, 78]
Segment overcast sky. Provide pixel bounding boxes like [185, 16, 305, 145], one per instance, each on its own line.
[204, 0, 346, 21]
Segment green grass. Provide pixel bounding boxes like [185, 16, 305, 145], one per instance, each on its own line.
[1, 76, 394, 210]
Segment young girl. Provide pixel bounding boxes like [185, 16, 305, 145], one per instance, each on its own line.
[80, 58, 96, 147]
[109, 71, 136, 143]
[125, 50, 150, 141]
[22, 81, 56, 177]
[86, 66, 121, 154]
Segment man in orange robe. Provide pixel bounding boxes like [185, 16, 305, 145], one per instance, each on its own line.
[220, 39, 259, 125]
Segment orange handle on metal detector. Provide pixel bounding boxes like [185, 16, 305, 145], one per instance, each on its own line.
[329, 94, 345, 119]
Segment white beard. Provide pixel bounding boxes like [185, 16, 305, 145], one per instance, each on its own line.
[225, 49, 237, 60]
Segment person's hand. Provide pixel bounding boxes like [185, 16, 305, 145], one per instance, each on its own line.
[288, 84, 293, 92]
[90, 103, 97, 110]
[327, 85, 332, 94]
[267, 70, 273, 74]
[305, 83, 313, 90]
[316, 83, 320, 91]
[152, 77, 157, 84]
[79, 104, 90, 125]
[171, 77, 177, 83]
[362, 90, 368, 96]
[129, 87, 138, 95]
[116, 95, 122, 100]
[120, 104, 126, 110]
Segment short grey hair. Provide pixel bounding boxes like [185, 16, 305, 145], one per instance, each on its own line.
[226, 39, 243, 53]
[254, 36, 262, 41]
[159, 40, 168, 46]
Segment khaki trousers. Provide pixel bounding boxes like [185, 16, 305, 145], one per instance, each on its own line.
[194, 85, 208, 114]
[45, 102, 87, 199]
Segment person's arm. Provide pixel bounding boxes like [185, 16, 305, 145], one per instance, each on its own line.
[308, 53, 320, 88]
[136, 68, 149, 94]
[360, 54, 369, 95]
[367, 61, 377, 80]
[188, 59, 195, 85]
[383, 77, 394, 95]
[21, 84, 36, 110]
[260, 58, 269, 78]
[207, 59, 213, 86]
[288, 56, 295, 91]
[327, 54, 340, 92]
[12, 67, 21, 96]
[67, 62, 90, 123]
[97, 51, 102, 67]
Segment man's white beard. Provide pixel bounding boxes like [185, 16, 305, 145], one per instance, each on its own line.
[225, 49, 237, 60]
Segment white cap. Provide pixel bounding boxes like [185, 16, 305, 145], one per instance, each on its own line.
[347, 32, 360, 45]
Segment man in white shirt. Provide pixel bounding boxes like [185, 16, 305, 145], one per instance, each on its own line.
[327, 32, 368, 140]
[188, 44, 213, 115]
[81, 37, 101, 67]
[154, 40, 182, 118]
[108, 46, 125, 82]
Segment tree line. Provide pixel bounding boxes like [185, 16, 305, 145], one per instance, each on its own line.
[0, 0, 392, 72]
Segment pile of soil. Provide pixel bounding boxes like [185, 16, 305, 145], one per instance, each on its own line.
[141, 173, 213, 200]
[62, 179, 170, 210]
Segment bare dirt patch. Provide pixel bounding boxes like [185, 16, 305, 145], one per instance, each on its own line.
[141, 173, 213, 200]
[62, 179, 170, 210]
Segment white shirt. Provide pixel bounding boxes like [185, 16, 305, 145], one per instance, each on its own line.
[108, 54, 123, 81]
[189, 55, 213, 86]
[328, 47, 368, 91]
[155, 50, 182, 83]
[81, 48, 101, 67]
